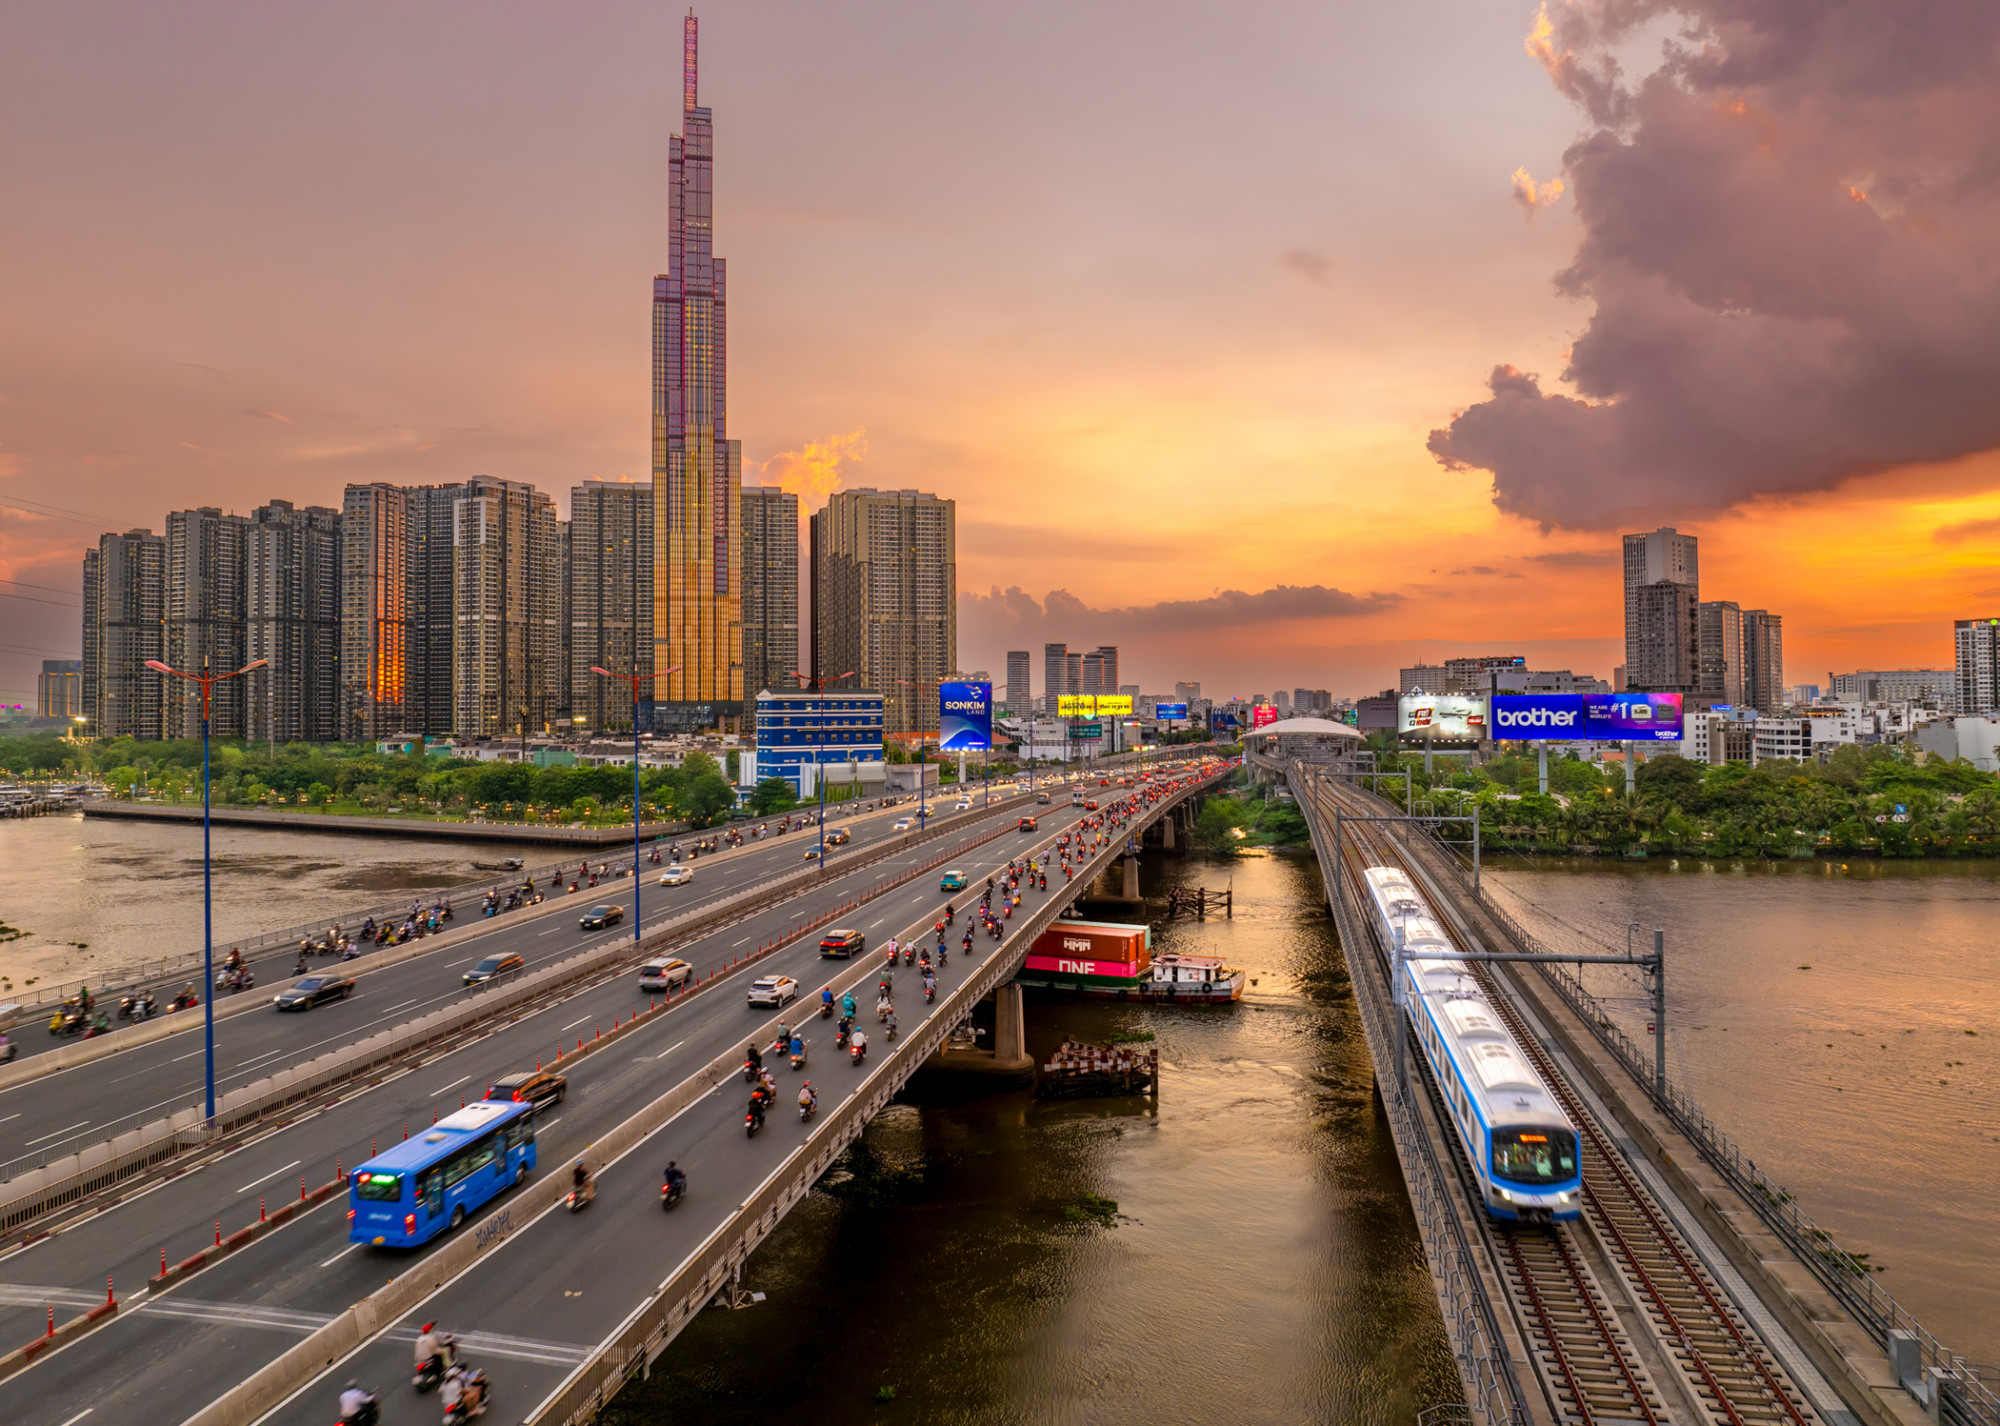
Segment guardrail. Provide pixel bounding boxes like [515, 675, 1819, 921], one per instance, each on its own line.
[0, 800, 1039, 1227]
[1350, 775, 1999, 1426]
[179, 766, 1227, 1426]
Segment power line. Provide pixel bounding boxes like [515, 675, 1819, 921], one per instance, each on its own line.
[0, 641, 83, 658]
[0, 494, 123, 528]
[0, 575, 81, 597]
[0, 590, 81, 609]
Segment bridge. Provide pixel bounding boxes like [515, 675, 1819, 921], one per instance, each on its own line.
[1245, 742, 1997, 1426]
[0, 751, 1224, 1425]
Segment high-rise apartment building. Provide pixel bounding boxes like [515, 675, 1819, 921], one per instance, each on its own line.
[1628, 581, 1700, 692]
[810, 488, 955, 736]
[245, 500, 341, 743]
[163, 507, 252, 737]
[1042, 644, 1067, 715]
[38, 660, 83, 719]
[1174, 681, 1201, 704]
[1624, 527, 1699, 684]
[568, 480, 656, 731]
[1092, 646, 1118, 698]
[451, 478, 563, 739]
[1742, 610, 1784, 713]
[83, 529, 166, 739]
[340, 483, 413, 739]
[1444, 655, 1525, 694]
[408, 484, 467, 736]
[1698, 601, 1744, 706]
[1956, 620, 2000, 715]
[1005, 651, 1031, 713]
[1081, 651, 1107, 698]
[740, 485, 799, 713]
[653, 12, 742, 729]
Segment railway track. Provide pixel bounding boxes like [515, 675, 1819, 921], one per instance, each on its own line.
[1319, 781, 1818, 1426]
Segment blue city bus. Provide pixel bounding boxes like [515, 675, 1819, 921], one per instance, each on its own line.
[348, 1099, 537, 1247]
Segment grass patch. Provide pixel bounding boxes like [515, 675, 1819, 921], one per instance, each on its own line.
[1062, 1192, 1121, 1229]
[1104, 1028, 1155, 1045]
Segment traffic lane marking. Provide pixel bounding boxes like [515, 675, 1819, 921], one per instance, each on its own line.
[234, 1159, 302, 1195]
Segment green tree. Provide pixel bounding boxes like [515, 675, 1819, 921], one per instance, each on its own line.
[747, 778, 798, 816]
[681, 771, 736, 826]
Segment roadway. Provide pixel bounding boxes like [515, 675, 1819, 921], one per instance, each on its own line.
[0, 780, 1048, 1166]
[0, 776, 1183, 1424]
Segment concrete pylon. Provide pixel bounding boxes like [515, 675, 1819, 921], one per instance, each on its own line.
[1122, 854, 1140, 901]
[1161, 814, 1176, 849]
[993, 982, 1026, 1064]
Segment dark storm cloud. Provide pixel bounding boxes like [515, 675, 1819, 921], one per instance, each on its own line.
[1428, 1, 2000, 529]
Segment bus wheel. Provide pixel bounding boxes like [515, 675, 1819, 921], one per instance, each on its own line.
[450, 1205, 465, 1229]
[516, 1163, 527, 1185]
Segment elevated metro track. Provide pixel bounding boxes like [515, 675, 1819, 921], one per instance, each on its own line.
[1259, 749, 1993, 1426]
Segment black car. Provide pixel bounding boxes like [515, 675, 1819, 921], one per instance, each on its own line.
[818, 928, 866, 958]
[579, 904, 625, 930]
[271, 974, 357, 1011]
[486, 1069, 566, 1110]
[463, 952, 526, 986]
[826, 828, 851, 846]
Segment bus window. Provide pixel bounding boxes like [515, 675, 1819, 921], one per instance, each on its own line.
[505, 1120, 533, 1151]
[356, 1172, 402, 1201]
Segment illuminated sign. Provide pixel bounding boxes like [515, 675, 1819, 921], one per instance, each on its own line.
[1489, 694, 1585, 739]
[1583, 692, 1684, 741]
[1057, 694, 1132, 716]
[1398, 694, 1487, 740]
[1153, 702, 1188, 720]
[937, 681, 992, 751]
[1252, 705, 1279, 729]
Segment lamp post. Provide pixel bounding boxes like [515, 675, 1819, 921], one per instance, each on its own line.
[897, 677, 935, 829]
[790, 669, 855, 865]
[144, 655, 267, 1122]
[592, 664, 676, 944]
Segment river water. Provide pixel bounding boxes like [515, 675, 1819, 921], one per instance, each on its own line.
[0, 812, 543, 992]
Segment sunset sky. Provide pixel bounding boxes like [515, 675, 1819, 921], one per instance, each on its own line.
[4, 0, 1998, 705]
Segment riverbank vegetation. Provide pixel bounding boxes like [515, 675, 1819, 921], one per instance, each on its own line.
[0, 733, 742, 827]
[1391, 741, 2000, 859]
[1195, 780, 1311, 851]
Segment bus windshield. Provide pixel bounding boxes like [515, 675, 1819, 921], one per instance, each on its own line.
[1491, 1128, 1577, 1186]
[355, 1171, 403, 1201]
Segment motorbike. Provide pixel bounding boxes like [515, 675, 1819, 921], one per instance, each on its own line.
[741, 1058, 762, 1084]
[661, 1177, 685, 1210]
[925, 981, 936, 1003]
[744, 1106, 764, 1138]
[835, 1022, 850, 1049]
[884, 948, 899, 971]
[339, 1395, 381, 1426]
[789, 1045, 807, 1070]
[442, 1369, 489, 1422]
[564, 1180, 595, 1212]
[903, 945, 915, 965]
[169, 991, 200, 1012]
[798, 1095, 817, 1122]
[819, 1000, 833, 1020]
[414, 1339, 458, 1393]
[850, 1041, 866, 1065]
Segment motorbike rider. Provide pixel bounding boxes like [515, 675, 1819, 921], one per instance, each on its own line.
[757, 1066, 777, 1100]
[747, 1089, 768, 1127]
[820, 986, 835, 1014]
[798, 1081, 817, 1115]
[663, 1160, 687, 1196]
[840, 990, 857, 1019]
[849, 1027, 868, 1061]
[788, 1032, 806, 1063]
[744, 1039, 764, 1073]
[415, 1321, 453, 1377]
[571, 1159, 593, 1203]
[338, 1379, 377, 1423]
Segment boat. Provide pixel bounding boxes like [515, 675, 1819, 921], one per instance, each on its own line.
[1147, 952, 1245, 1002]
[1016, 920, 1151, 997]
[471, 857, 525, 872]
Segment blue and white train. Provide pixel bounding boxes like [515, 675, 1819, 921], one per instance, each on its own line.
[1362, 865, 1581, 1223]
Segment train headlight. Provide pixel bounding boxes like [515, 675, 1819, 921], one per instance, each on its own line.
[1558, 1192, 1572, 1204]
[1496, 1189, 1513, 1203]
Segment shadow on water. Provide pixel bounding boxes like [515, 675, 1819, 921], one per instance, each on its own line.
[606, 848, 1458, 1426]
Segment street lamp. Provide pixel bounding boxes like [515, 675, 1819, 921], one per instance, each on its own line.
[592, 664, 677, 945]
[145, 655, 267, 1122]
[790, 670, 856, 866]
[897, 677, 935, 830]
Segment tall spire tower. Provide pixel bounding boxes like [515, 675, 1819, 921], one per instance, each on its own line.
[652, 8, 742, 729]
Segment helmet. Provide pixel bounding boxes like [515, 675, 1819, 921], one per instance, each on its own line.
[422, 1321, 435, 1333]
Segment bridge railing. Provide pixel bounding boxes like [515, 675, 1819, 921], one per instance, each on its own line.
[1290, 774, 1530, 1426]
[1349, 775, 1999, 1426]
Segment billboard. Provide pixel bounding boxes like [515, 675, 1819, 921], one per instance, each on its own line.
[1056, 694, 1133, 716]
[1252, 704, 1279, 729]
[1153, 702, 1189, 721]
[1489, 693, 1585, 740]
[1583, 692, 1684, 741]
[1398, 694, 1487, 740]
[1210, 711, 1240, 732]
[1075, 721, 1103, 740]
[938, 680, 993, 751]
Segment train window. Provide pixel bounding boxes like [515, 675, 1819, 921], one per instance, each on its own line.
[1491, 1128, 1577, 1185]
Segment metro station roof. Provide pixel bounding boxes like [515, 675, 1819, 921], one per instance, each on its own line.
[1238, 717, 1365, 741]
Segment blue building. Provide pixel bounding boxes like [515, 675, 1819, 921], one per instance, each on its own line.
[754, 690, 885, 796]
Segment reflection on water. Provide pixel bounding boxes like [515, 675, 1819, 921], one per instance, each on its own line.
[608, 851, 1459, 1426]
[0, 813, 544, 987]
[1485, 856, 2000, 1355]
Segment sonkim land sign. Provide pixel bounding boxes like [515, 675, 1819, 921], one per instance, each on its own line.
[938, 680, 993, 751]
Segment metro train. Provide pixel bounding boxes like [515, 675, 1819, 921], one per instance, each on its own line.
[1361, 865, 1582, 1223]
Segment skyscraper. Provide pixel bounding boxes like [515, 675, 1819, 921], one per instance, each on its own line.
[340, 483, 413, 739]
[653, 11, 743, 729]
[740, 485, 799, 713]
[84, 529, 166, 739]
[245, 500, 341, 743]
[1066, 652, 1082, 699]
[811, 488, 956, 736]
[1698, 600, 1744, 706]
[1742, 610, 1785, 713]
[164, 507, 251, 737]
[1005, 650, 1031, 713]
[1093, 645, 1119, 698]
[1081, 651, 1106, 698]
[1624, 527, 1698, 684]
[569, 480, 655, 731]
[451, 477, 563, 739]
[38, 660, 82, 719]
[1043, 644, 1067, 714]
[1628, 581, 1700, 693]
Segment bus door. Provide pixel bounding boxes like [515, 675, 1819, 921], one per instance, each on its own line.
[419, 1167, 444, 1226]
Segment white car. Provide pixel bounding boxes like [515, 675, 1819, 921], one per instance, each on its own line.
[893, 817, 914, 831]
[747, 975, 799, 1009]
[658, 863, 694, 886]
[953, 799, 972, 811]
[639, 958, 692, 991]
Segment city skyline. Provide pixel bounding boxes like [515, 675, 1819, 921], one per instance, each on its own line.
[7, 3, 2000, 704]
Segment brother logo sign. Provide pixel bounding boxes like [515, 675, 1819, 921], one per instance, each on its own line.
[1489, 694, 1585, 739]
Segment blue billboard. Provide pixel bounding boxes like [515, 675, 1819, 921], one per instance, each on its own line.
[1210, 711, 1241, 732]
[938, 681, 993, 751]
[1489, 693, 1585, 740]
[1583, 692, 1684, 741]
[1154, 702, 1189, 720]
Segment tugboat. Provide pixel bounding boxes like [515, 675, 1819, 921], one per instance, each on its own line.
[1147, 952, 1245, 1002]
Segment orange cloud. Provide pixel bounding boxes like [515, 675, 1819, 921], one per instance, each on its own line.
[758, 429, 865, 510]
[1510, 166, 1565, 214]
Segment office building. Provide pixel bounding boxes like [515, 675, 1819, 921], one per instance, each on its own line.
[1397, 663, 1450, 695]
[1271, 690, 1291, 716]
[1005, 650, 1031, 713]
[1828, 669, 1952, 706]
[1042, 644, 1067, 715]
[568, 480, 656, 731]
[245, 500, 341, 744]
[653, 13, 743, 728]
[339, 483, 414, 740]
[1174, 681, 1201, 704]
[163, 507, 252, 738]
[1081, 651, 1108, 698]
[1092, 645, 1118, 696]
[83, 529, 166, 739]
[38, 659, 82, 720]
[811, 488, 956, 736]
[739, 485, 799, 714]
[1066, 652, 1082, 699]
[451, 477, 563, 739]
[1742, 609, 1784, 714]
[1698, 601, 1744, 705]
[1444, 656, 1525, 694]
[1628, 581, 1700, 693]
[1955, 619, 2000, 716]
[753, 688, 885, 797]
[1624, 527, 1699, 685]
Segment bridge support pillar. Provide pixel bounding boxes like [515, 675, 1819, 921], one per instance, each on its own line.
[1121, 854, 1140, 901]
[1161, 813, 1176, 850]
[993, 982, 1026, 1064]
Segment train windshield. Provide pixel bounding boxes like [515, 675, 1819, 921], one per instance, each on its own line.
[1491, 1128, 1577, 1186]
